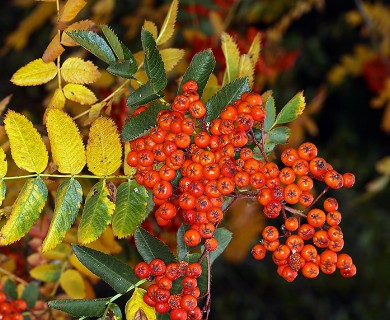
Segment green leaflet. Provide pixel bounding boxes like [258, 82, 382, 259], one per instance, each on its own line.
[178, 49, 216, 97]
[264, 95, 276, 132]
[100, 25, 124, 60]
[112, 181, 151, 239]
[0, 177, 47, 245]
[205, 77, 250, 123]
[49, 297, 111, 317]
[274, 91, 306, 126]
[107, 60, 137, 79]
[42, 178, 83, 252]
[121, 104, 169, 141]
[208, 228, 233, 265]
[22, 283, 39, 309]
[142, 29, 167, 92]
[126, 83, 164, 107]
[268, 126, 291, 144]
[78, 181, 115, 244]
[2, 279, 17, 300]
[0, 180, 5, 206]
[66, 31, 116, 64]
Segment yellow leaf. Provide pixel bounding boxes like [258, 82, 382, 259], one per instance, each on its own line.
[4, 110, 48, 173]
[202, 73, 219, 103]
[86, 117, 122, 176]
[42, 34, 65, 63]
[60, 269, 86, 299]
[125, 288, 156, 320]
[61, 20, 97, 47]
[160, 48, 185, 72]
[87, 101, 107, 124]
[11, 58, 57, 86]
[69, 253, 100, 280]
[0, 148, 7, 178]
[63, 83, 97, 105]
[61, 57, 101, 85]
[209, 11, 224, 37]
[143, 20, 158, 40]
[123, 142, 136, 177]
[48, 88, 66, 109]
[59, 0, 87, 24]
[221, 32, 240, 85]
[247, 32, 261, 67]
[42, 243, 72, 261]
[156, 0, 178, 45]
[30, 263, 61, 283]
[99, 226, 122, 254]
[46, 109, 86, 174]
[238, 54, 254, 88]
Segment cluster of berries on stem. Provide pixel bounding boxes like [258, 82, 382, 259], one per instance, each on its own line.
[0, 291, 27, 320]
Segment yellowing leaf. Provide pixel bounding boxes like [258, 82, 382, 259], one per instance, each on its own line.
[61, 20, 97, 47]
[63, 84, 97, 105]
[4, 110, 48, 173]
[247, 32, 261, 67]
[99, 226, 122, 254]
[86, 118, 122, 176]
[202, 73, 219, 103]
[143, 20, 158, 40]
[48, 88, 66, 109]
[42, 34, 65, 63]
[61, 57, 101, 84]
[87, 101, 107, 124]
[160, 48, 185, 72]
[59, 0, 87, 23]
[11, 58, 57, 86]
[125, 288, 156, 320]
[156, 0, 178, 45]
[0, 177, 48, 246]
[209, 11, 224, 37]
[46, 109, 86, 174]
[238, 54, 254, 88]
[0, 148, 7, 178]
[0, 180, 5, 207]
[30, 263, 61, 283]
[60, 269, 86, 299]
[69, 253, 100, 280]
[42, 243, 72, 261]
[221, 32, 240, 85]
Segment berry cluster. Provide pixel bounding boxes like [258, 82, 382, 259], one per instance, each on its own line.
[134, 259, 203, 320]
[251, 142, 357, 281]
[127, 80, 265, 252]
[0, 291, 27, 320]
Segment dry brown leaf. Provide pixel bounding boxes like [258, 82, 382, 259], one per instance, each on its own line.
[61, 20, 97, 47]
[42, 33, 65, 63]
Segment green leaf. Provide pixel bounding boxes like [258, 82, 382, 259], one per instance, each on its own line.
[274, 91, 306, 125]
[49, 298, 111, 317]
[122, 44, 136, 61]
[205, 77, 250, 122]
[72, 244, 139, 294]
[264, 95, 276, 132]
[121, 104, 169, 141]
[3, 279, 17, 300]
[126, 82, 164, 107]
[107, 60, 137, 79]
[21, 283, 39, 309]
[107, 303, 122, 319]
[0, 177, 47, 245]
[100, 25, 124, 60]
[268, 126, 291, 144]
[42, 178, 83, 252]
[66, 30, 116, 64]
[176, 224, 189, 262]
[141, 29, 167, 92]
[209, 228, 233, 265]
[134, 227, 176, 264]
[30, 263, 62, 282]
[178, 49, 216, 97]
[0, 179, 5, 206]
[264, 141, 276, 154]
[78, 181, 115, 244]
[112, 181, 151, 238]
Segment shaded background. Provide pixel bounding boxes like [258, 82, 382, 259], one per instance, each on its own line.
[1, 0, 390, 319]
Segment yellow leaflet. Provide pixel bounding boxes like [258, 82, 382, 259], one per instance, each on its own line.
[30, 263, 61, 283]
[86, 117, 122, 176]
[247, 32, 261, 68]
[143, 20, 158, 40]
[87, 101, 107, 124]
[156, 0, 178, 45]
[202, 74, 219, 103]
[11, 58, 57, 87]
[69, 253, 100, 280]
[60, 269, 86, 299]
[46, 109, 86, 174]
[0, 180, 5, 207]
[209, 11, 224, 38]
[42, 33, 65, 63]
[42, 243, 72, 261]
[0, 148, 7, 178]
[99, 226, 122, 254]
[59, 0, 87, 23]
[48, 88, 66, 109]
[63, 84, 98, 105]
[160, 48, 185, 72]
[61, 20, 97, 47]
[125, 288, 156, 320]
[61, 57, 101, 85]
[221, 32, 240, 86]
[238, 54, 254, 88]
[4, 110, 48, 173]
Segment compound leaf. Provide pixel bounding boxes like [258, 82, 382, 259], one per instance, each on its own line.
[11, 58, 57, 86]
[61, 57, 100, 84]
[49, 297, 110, 317]
[63, 83, 97, 105]
[125, 288, 156, 320]
[274, 91, 306, 125]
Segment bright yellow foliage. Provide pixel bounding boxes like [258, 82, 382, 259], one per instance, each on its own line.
[143, 20, 158, 40]
[238, 54, 254, 88]
[4, 110, 48, 173]
[60, 269, 86, 299]
[11, 58, 57, 86]
[160, 48, 185, 72]
[221, 32, 240, 85]
[0, 148, 7, 178]
[30, 263, 61, 283]
[46, 109, 86, 174]
[59, 0, 87, 24]
[248, 32, 262, 67]
[61, 57, 101, 85]
[126, 288, 156, 320]
[156, 0, 178, 45]
[42, 33, 65, 63]
[48, 88, 66, 109]
[86, 117, 122, 176]
[63, 84, 98, 105]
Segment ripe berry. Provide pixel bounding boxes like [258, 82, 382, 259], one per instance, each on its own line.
[251, 244, 267, 260]
[134, 262, 151, 279]
[150, 259, 166, 277]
